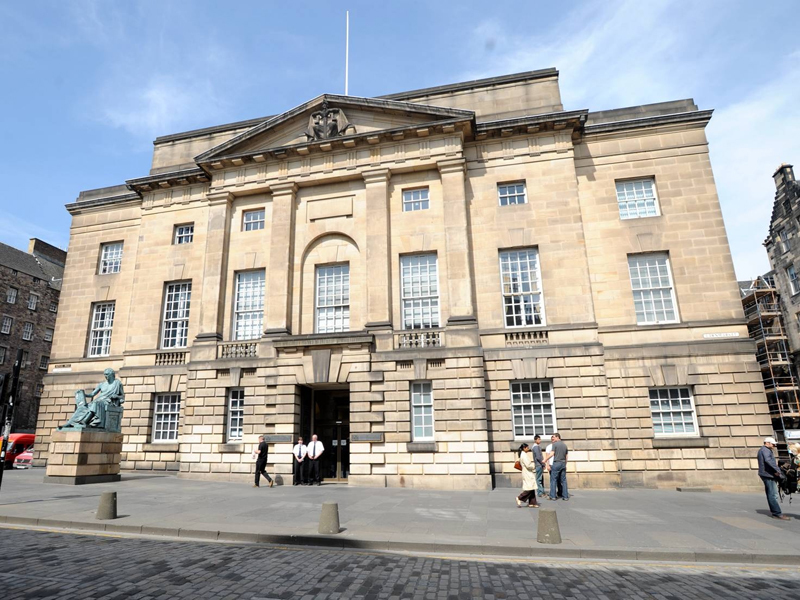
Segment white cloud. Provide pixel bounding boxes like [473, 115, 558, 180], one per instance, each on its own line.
[0, 213, 69, 253]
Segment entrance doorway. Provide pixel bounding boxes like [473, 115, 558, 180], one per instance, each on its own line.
[300, 387, 349, 483]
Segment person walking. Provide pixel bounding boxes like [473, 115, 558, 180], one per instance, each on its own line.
[532, 434, 546, 497]
[307, 434, 325, 486]
[292, 436, 308, 486]
[253, 435, 274, 488]
[515, 443, 539, 508]
[547, 433, 569, 501]
[758, 437, 789, 520]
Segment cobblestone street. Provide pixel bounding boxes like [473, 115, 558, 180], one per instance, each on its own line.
[3, 528, 800, 600]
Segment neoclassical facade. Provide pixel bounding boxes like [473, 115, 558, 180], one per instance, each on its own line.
[35, 68, 772, 489]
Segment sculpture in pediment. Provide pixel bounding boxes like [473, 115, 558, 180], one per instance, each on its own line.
[305, 102, 356, 141]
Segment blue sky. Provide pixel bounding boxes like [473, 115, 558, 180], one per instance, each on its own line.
[1, 0, 798, 279]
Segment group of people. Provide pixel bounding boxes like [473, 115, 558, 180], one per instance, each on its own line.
[252, 434, 326, 487]
[515, 433, 568, 508]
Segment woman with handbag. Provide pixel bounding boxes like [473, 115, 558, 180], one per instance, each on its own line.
[515, 443, 539, 508]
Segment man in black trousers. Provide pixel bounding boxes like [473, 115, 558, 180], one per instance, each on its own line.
[307, 434, 325, 486]
[253, 435, 273, 488]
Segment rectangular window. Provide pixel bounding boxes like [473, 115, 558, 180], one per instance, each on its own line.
[173, 223, 194, 245]
[498, 182, 526, 206]
[315, 265, 350, 333]
[152, 394, 181, 442]
[227, 388, 245, 442]
[6, 288, 17, 304]
[411, 382, 434, 441]
[234, 271, 265, 340]
[22, 322, 33, 341]
[628, 254, 679, 324]
[499, 248, 544, 327]
[616, 178, 660, 219]
[243, 209, 265, 231]
[21, 350, 28, 368]
[35, 384, 44, 397]
[28, 294, 38, 310]
[511, 381, 556, 439]
[88, 302, 115, 357]
[44, 328, 54, 342]
[99, 242, 123, 274]
[1, 316, 11, 335]
[161, 282, 192, 348]
[400, 254, 440, 329]
[39, 355, 49, 370]
[788, 265, 800, 295]
[0, 347, 5, 364]
[649, 388, 698, 437]
[49, 301, 58, 313]
[779, 229, 790, 254]
[402, 188, 429, 212]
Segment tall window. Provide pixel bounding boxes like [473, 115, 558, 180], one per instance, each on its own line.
[173, 223, 194, 245]
[243, 209, 265, 231]
[779, 229, 790, 254]
[227, 389, 245, 442]
[153, 394, 181, 442]
[316, 265, 350, 333]
[28, 293, 38, 310]
[511, 381, 556, 439]
[1, 316, 11, 335]
[616, 178, 659, 219]
[88, 302, 115, 357]
[411, 382, 434, 441]
[161, 282, 192, 348]
[22, 322, 33, 341]
[21, 351, 28, 368]
[6, 288, 17, 304]
[788, 265, 800, 295]
[99, 242, 123, 274]
[0, 347, 5, 364]
[234, 271, 265, 340]
[498, 182, 526, 206]
[44, 328, 54, 342]
[499, 249, 544, 327]
[628, 254, 679, 324]
[402, 188, 429, 212]
[400, 254, 439, 329]
[39, 355, 49, 370]
[649, 388, 698, 437]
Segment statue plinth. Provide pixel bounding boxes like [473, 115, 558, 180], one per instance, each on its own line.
[44, 430, 123, 485]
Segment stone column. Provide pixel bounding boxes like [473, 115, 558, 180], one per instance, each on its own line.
[363, 169, 393, 331]
[265, 182, 298, 336]
[438, 158, 477, 327]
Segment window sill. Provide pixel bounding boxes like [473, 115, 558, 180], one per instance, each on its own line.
[407, 442, 437, 453]
[142, 443, 179, 453]
[651, 437, 708, 449]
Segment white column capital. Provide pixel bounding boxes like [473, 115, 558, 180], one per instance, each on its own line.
[437, 158, 466, 175]
[362, 168, 391, 185]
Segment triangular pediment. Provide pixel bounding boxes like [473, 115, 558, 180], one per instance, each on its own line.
[195, 94, 474, 163]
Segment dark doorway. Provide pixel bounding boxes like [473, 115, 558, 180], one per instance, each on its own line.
[301, 387, 350, 483]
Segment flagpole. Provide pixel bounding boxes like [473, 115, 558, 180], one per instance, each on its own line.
[345, 10, 350, 96]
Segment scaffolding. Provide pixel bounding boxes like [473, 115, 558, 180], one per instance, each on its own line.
[741, 275, 800, 454]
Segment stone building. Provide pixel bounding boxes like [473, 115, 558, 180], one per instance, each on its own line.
[1, 239, 65, 431]
[35, 68, 772, 490]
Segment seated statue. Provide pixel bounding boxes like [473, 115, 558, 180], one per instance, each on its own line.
[60, 368, 125, 432]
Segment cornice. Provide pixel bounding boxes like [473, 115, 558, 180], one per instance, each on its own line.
[475, 109, 588, 141]
[583, 110, 713, 135]
[126, 167, 210, 193]
[65, 193, 141, 215]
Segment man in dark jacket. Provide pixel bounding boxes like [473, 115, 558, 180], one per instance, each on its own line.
[758, 437, 788, 520]
[254, 435, 274, 488]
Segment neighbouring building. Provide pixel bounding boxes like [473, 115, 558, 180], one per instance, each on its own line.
[35, 68, 772, 490]
[1, 239, 65, 431]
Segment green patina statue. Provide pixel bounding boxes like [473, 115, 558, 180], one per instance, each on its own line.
[59, 368, 125, 433]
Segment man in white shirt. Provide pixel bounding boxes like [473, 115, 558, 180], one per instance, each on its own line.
[307, 434, 325, 486]
[292, 436, 308, 486]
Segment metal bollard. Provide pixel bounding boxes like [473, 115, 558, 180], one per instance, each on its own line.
[318, 502, 340, 534]
[536, 508, 562, 544]
[96, 491, 117, 520]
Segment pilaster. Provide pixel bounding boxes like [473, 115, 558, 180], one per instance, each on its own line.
[363, 169, 393, 331]
[265, 182, 298, 335]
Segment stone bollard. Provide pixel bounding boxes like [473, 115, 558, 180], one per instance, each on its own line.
[318, 502, 340, 535]
[536, 508, 561, 544]
[96, 491, 117, 520]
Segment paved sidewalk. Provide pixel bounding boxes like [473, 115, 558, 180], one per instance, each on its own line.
[1, 468, 799, 564]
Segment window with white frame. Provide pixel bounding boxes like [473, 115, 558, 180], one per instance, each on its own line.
[411, 381, 434, 441]
[22, 322, 33, 341]
[628, 253, 679, 324]
[161, 282, 192, 348]
[173, 223, 194, 245]
[511, 381, 556, 439]
[242, 209, 265, 231]
[234, 270, 265, 340]
[779, 229, 790, 254]
[44, 328, 54, 342]
[21, 351, 28, 368]
[99, 242, 123, 274]
[400, 254, 440, 329]
[788, 265, 800, 295]
[498, 182, 526, 206]
[649, 388, 698, 436]
[88, 302, 115, 357]
[28, 293, 38, 310]
[1, 316, 11, 335]
[402, 188, 429, 212]
[499, 248, 544, 327]
[227, 388, 245, 442]
[0, 347, 5, 364]
[315, 264, 350, 333]
[6, 288, 17, 304]
[35, 384, 44, 397]
[49, 301, 58, 313]
[152, 394, 181, 442]
[616, 178, 660, 219]
[39, 355, 49, 370]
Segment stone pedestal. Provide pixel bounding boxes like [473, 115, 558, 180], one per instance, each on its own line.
[44, 430, 123, 485]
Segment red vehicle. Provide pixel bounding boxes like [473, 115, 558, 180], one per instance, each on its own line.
[4, 433, 35, 469]
[13, 446, 33, 469]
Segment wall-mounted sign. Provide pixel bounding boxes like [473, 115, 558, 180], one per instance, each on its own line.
[703, 332, 740, 339]
[52, 365, 72, 373]
[785, 430, 800, 441]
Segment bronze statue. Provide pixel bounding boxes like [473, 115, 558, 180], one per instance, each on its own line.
[305, 102, 355, 141]
[60, 368, 125, 432]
